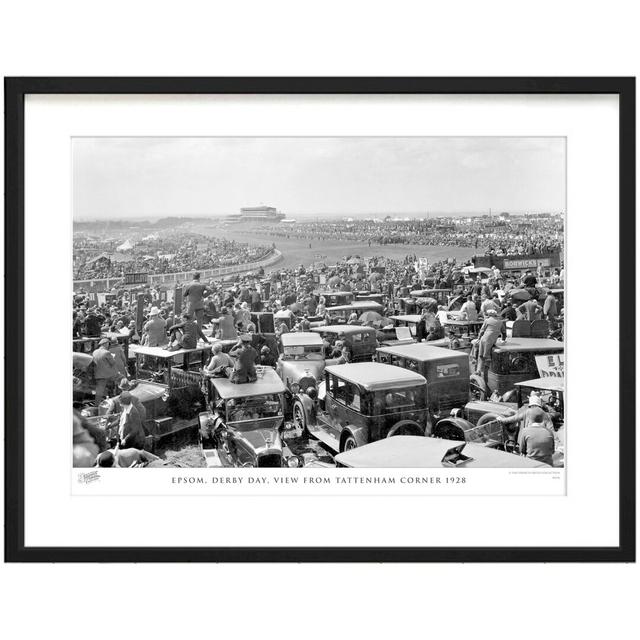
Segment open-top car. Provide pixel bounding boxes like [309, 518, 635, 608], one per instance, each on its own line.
[199, 367, 299, 468]
[376, 344, 470, 422]
[81, 343, 212, 449]
[334, 435, 550, 468]
[292, 362, 429, 452]
[433, 375, 565, 454]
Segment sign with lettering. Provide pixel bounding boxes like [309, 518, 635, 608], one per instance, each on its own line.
[124, 272, 148, 285]
[503, 258, 551, 270]
[535, 354, 564, 377]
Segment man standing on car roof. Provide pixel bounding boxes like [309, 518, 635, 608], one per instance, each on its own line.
[474, 308, 506, 377]
[183, 272, 211, 329]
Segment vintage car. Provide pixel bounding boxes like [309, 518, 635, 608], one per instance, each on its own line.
[354, 292, 385, 305]
[427, 318, 484, 353]
[433, 375, 565, 452]
[198, 368, 300, 468]
[514, 377, 564, 428]
[311, 324, 379, 362]
[315, 290, 355, 306]
[292, 362, 429, 452]
[410, 288, 452, 306]
[324, 300, 385, 324]
[334, 435, 550, 468]
[376, 344, 470, 422]
[73, 351, 95, 405]
[469, 338, 564, 400]
[387, 314, 422, 337]
[276, 331, 325, 412]
[73, 331, 130, 358]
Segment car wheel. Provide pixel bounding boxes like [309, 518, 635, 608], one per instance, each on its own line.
[341, 433, 358, 452]
[469, 374, 488, 401]
[293, 401, 308, 435]
[387, 419, 423, 437]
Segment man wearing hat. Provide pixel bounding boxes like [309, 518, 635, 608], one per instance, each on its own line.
[92, 338, 118, 403]
[117, 391, 146, 450]
[142, 306, 167, 347]
[497, 392, 555, 449]
[105, 378, 147, 423]
[182, 272, 211, 329]
[474, 308, 506, 377]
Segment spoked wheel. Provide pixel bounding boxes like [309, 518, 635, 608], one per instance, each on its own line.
[293, 401, 308, 435]
[469, 375, 489, 401]
[342, 434, 358, 452]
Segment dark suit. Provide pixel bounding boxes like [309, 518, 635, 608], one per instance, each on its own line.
[183, 280, 210, 327]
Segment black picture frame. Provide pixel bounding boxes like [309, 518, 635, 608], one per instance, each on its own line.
[4, 77, 636, 563]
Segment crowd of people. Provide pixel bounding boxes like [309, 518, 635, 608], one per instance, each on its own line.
[73, 231, 272, 280]
[73, 235, 565, 469]
[254, 216, 563, 255]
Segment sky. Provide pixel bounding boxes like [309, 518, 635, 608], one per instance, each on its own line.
[73, 137, 565, 220]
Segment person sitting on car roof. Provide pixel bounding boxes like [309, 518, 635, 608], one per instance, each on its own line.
[229, 335, 258, 384]
[168, 312, 211, 351]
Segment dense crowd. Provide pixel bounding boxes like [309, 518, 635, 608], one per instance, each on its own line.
[73, 248, 565, 469]
[73, 232, 272, 280]
[255, 216, 563, 255]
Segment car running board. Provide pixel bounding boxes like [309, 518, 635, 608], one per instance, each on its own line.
[307, 424, 340, 452]
[203, 449, 224, 468]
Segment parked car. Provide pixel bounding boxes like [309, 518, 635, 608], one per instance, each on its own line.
[311, 325, 379, 362]
[81, 344, 212, 448]
[434, 375, 565, 451]
[376, 343, 470, 422]
[314, 290, 354, 306]
[470, 338, 564, 400]
[334, 435, 550, 468]
[292, 362, 429, 452]
[276, 331, 325, 414]
[410, 288, 452, 306]
[199, 367, 299, 468]
[324, 300, 384, 324]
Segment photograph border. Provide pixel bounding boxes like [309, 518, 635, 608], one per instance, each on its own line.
[5, 76, 635, 563]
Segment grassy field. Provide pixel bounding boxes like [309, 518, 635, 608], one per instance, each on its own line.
[194, 222, 477, 270]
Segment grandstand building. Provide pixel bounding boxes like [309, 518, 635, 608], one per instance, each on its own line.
[227, 205, 286, 223]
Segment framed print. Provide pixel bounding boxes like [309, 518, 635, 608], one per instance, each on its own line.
[4, 77, 635, 562]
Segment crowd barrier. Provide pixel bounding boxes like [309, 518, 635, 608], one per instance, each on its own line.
[73, 249, 283, 293]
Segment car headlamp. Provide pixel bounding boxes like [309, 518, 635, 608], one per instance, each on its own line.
[305, 386, 318, 399]
[286, 455, 303, 468]
[290, 382, 300, 394]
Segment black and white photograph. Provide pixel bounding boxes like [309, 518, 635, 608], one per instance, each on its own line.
[72, 136, 566, 473]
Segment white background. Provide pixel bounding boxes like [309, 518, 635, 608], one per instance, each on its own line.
[1, 2, 638, 640]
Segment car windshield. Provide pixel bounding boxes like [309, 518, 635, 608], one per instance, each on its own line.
[492, 351, 538, 375]
[519, 387, 563, 412]
[226, 394, 283, 422]
[282, 345, 324, 360]
[372, 385, 426, 414]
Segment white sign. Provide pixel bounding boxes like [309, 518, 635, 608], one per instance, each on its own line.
[535, 354, 564, 377]
[503, 258, 551, 269]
